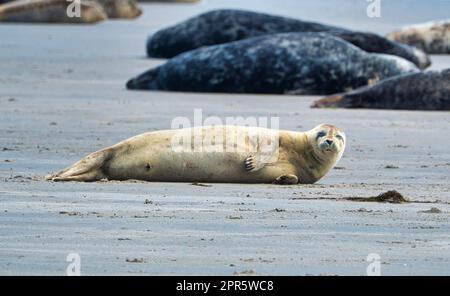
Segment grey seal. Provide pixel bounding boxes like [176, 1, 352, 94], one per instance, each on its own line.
[146, 9, 430, 69]
[128, 33, 419, 95]
[312, 69, 450, 111]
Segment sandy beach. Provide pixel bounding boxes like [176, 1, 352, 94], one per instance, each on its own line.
[0, 1, 449, 275]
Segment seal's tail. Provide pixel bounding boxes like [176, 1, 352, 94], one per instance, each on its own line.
[311, 94, 345, 108]
[45, 148, 112, 182]
[126, 68, 160, 90]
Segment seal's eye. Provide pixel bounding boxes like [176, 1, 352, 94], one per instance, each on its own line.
[317, 131, 326, 138]
[336, 134, 344, 141]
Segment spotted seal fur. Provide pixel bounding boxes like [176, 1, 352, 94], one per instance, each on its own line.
[128, 32, 419, 94]
[146, 9, 430, 69]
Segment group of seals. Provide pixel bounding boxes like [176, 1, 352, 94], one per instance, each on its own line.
[46, 124, 346, 184]
[0, 0, 141, 23]
[135, 9, 450, 111]
[146, 9, 430, 69]
[388, 20, 450, 54]
[127, 32, 419, 94]
[312, 69, 450, 111]
[46, 9, 449, 184]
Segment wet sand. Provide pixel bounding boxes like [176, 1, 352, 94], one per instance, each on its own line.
[0, 1, 449, 275]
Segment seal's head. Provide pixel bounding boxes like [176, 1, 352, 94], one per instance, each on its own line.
[306, 124, 346, 161]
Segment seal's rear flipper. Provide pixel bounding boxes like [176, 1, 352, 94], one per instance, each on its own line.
[45, 149, 112, 182]
[273, 174, 299, 185]
[311, 94, 345, 108]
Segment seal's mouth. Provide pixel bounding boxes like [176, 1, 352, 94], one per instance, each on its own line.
[319, 141, 337, 153]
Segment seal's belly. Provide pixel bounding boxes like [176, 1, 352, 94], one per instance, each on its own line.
[148, 151, 274, 182]
[107, 147, 280, 183]
[105, 126, 284, 183]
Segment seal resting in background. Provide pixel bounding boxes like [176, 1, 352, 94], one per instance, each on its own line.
[0, 0, 107, 23]
[146, 9, 430, 69]
[0, 0, 141, 21]
[95, 0, 142, 19]
[46, 124, 346, 184]
[128, 33, 419, 95]
[387, 20, 450, 54]
[312, 69, 450, 111]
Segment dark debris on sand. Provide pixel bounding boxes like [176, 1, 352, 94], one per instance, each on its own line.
[344, 190, 409, 204]
[190, 182, 213, 187]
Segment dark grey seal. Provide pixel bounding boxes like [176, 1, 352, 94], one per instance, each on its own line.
[312, 69, 450, 111]
[128, 33, 419, 95]
[146, 9, 430, 69]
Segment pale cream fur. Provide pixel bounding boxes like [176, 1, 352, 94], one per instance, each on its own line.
[387, 20, 450, 54]
[46, 124, 346, 184]
[0, 0, 108, 23]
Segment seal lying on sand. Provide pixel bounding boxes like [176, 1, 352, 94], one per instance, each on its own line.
[146, 9, 430, 69]
[0, 0, 141, 22]
[387, 20, 450, 54]
[128, 33, 419, 95]
[0, 0, 107, 23]
[312, 69, 450, 111]
[46, 124, 346, 184]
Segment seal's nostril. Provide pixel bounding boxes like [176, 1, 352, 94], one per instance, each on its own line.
[325, 139, 333, 145]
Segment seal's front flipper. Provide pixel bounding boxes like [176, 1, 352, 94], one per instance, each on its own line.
[45, 148, 112, 182]
[244, 154, 267, 172]
[273, 174, 299, 185]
